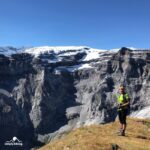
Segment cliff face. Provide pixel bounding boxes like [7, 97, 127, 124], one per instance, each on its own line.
[0, 47, 149, 149]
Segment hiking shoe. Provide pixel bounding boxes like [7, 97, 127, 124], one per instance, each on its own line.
[117, 129, 125, 136]
[116, 128, 122, 134]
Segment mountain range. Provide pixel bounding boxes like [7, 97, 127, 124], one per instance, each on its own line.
[0, 46, 149, 149]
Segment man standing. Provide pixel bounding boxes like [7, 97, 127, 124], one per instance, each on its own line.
[117, 86, 130, 136]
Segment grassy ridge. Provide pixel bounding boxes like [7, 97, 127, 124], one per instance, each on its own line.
[39, 118, 150, 150]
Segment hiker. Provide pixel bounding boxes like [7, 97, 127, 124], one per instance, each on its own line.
[117, 86, 130, 136]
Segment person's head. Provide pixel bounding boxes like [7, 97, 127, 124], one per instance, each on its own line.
[119, 86, 125, 94]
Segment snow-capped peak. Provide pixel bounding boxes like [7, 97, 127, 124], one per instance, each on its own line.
[22, 46, 109, 62]
[0, 45, 149, 73]
[24, 46, 87, 56]
[24, 46, 107, 57]
[0, 46, 18, 56]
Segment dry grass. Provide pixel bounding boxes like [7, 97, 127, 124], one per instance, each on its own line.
[39, 118, 150, 150]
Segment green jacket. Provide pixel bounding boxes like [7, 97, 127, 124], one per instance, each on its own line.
[117, 93, 130, 110]
[117, 93, 129, 104]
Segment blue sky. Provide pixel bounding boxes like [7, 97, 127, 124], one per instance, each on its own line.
[0, 0, 150, 49]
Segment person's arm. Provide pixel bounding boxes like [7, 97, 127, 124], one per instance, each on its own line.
[121, 101, 129, 107]
[121, 97, 130, 107]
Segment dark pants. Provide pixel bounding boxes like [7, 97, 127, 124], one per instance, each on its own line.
[118, 109, 128, 124]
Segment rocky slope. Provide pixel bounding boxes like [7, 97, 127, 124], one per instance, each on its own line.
[0, 46, 149, 149]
